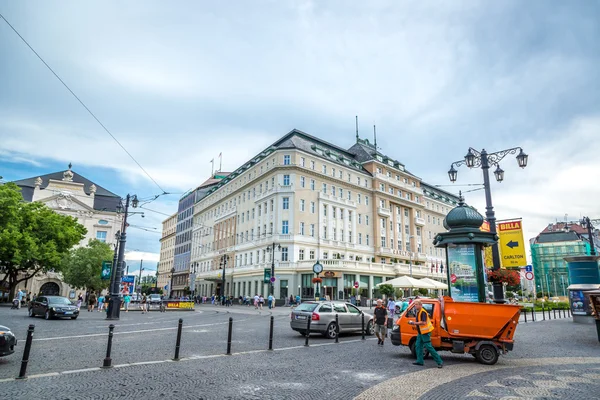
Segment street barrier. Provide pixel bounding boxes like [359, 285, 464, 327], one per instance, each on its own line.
[361, 313, 365, 340]
[103, 324, 115, 368]
[226, 317, 233, 355]
[335, 314, 339, 343]
[524, 311, 527, 323]
[16, 324, 34, 379]
[173, 318, 183, 361]
[304, 316, 312, 347]
[268, 316, 274, 351]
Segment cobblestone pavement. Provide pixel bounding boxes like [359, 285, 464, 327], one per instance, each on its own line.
[0, 305, 599, 399]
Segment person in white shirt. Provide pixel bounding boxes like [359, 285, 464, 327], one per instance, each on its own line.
[387, 297, 396, 317]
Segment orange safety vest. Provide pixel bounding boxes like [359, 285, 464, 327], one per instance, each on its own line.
[417, 308, 434, 334]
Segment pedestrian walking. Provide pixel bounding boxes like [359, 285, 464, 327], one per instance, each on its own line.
[88, 292, 97, 312]
[295, 294, 301, 305]
[267, 294, 274, 309]
[97, 293, 105, 312]
[124, 294, 131, 312]
[16, 289, 24, 309]
[77, 294, 83, 309]
[289, 295, 294, 306]
[409, 300, 443, 368]
[259, 295, 264, 310]
[373, 299, 388, 346]
[141, 294, 148, 314]
[254, 294, 259, 309]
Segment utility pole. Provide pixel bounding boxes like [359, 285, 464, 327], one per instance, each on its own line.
[138, 259, 144, 295]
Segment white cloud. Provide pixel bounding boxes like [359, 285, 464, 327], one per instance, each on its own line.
[124, 251, 160, 263]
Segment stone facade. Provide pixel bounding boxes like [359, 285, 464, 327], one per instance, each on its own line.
[157, 213, 177, 293]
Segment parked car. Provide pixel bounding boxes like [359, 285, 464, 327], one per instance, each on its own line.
[28, 296, 80, 320]
[148, 294, 162, 304]
[290, 301, 374, 339]
[0, 325, 17, 357]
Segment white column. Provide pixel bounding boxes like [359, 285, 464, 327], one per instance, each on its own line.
[327, 204, 333, 240]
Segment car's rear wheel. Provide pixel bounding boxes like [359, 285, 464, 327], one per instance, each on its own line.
[366, 321, 374, 336]
[44, 310, 52, 320]
[324, 322, 338, 339]
[28, 308, 35, 318]
[476, 344, 499, 365]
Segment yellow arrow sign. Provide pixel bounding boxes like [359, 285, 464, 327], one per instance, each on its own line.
[498, 220, 526, 268]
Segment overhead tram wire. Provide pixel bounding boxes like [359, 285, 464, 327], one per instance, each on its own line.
[0, 12, 167, 195]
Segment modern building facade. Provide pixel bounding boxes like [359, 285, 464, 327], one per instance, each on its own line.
[530, 221, 600, 298]
[157, 212, 177, 293]
[172, 191, 195, 297]
[4, 165, 122, 298]
[188, 129, 458, 301]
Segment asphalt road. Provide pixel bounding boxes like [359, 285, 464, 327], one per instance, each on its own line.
[1, 304, 599, 399]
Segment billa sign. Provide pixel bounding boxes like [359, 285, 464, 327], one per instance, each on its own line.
[498, 220, 526, 268]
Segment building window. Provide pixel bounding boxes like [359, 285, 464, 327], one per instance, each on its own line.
[331, 186, 336, 196]
[365, 216, 369, 225]
[322, 165, 327, 174]
[310, 201, 315, 214]
[357, 194, 361, 204]
[96, 231, 107, 242]
[283, 197, 290, 210]
[283, 175, 290, 186]
[300, 199, 305, 211]
[323, 252, 328, 260]
[332, 167, 336, 177]
[358, 214, 362, 224]
[323, 226, 327, 239]
[357, 177, 361, 186]
[404, 209, 409, 217]
[366, 235, 370, 246]
[322, 183, 327, 194]
[310, 160, 315, 170]
[310, 224, 315, 237]
[310, 179, 315, 190]
[309, 250, 315, 259]
[380, 199, 385, 208]
[283, 155, 291, 165]
[365, 196, 369, 205]
[300, 176, 306, 188]
[347, 191, 351, 200]
[299, 249, 305, 260]
[380, 183, 385, 191]
[381, 236, 386, 247]
[300, 157, 305, 167]
[358, 233, 362, 244]
[300, 222, 305, 235]
[281, 247, 289, 261]
[282, 220, 289, 234]
[339, 188, 343, 198]
[339, 170, 343, 179]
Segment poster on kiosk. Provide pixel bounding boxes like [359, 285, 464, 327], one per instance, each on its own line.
[447, 244, 480, 302]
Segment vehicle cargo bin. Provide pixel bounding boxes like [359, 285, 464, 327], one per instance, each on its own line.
[441, 296, 520, 339]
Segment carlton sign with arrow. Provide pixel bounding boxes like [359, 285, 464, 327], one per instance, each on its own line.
[498, 220, 527, 268]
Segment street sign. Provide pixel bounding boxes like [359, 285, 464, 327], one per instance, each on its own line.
[263, 268, 272, 284]
[525, 265, 533, 272]
[100, 261, 112, 280]
[498, 220, 527, 268]
[354, 281, 359, 289]
[525, 272, 534, 281]
[270, 277, 276, 283]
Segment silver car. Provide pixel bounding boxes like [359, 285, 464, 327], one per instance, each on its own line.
[290, 301, 375, 339]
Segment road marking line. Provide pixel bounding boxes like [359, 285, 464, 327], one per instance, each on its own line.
[62, 368, 101, 375]
[0, 377, 15, 382]
[27, 372, 60, 379]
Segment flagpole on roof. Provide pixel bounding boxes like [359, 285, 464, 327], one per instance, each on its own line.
[210, 159, 214, 176]
[219, 152, 222, 172]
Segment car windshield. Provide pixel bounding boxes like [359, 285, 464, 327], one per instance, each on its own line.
[295, 303, 318, 312]
[47, 297, 73, 305]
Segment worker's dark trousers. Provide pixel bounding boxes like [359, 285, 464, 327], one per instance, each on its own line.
[415, 332, 443, 365]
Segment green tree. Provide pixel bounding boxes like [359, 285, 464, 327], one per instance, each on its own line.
[378, 284, 395, 298]
[61, 239, 114, 293]
[0, 183, 87, 299]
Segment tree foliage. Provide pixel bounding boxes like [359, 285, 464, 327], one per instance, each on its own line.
[378, 284, 395, 298]
[0, 183, 87, 298]
[61, 239, 114, 293]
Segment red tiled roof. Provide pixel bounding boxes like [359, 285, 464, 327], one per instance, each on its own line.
[540, 222, 587, 235]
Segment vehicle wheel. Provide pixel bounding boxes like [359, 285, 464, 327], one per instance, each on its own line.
[366, 321, 375, 336]
[476, 344, 499, 365]
[71, 316, 78, 320]
[28, 308, 35, 318]
[44, 310, 52, 320]
[325, 322, 338, 339]
[297, 330, 306, 336]
[409, 339, 429, 359]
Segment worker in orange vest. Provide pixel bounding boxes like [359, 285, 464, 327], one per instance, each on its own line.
[409, 300, 443, 368]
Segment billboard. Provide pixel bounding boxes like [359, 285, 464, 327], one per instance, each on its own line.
[121, 275, 135, 294]
[498, 220, 527, 268]
[447, 244, 479, 303]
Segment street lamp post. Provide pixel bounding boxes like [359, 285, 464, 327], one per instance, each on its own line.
[220, 255, 229, 305]
[169, 267, 175, 299]
[581, 217, 597, 256]
[107, 194, 139, 320]
[266, 241, 281, 296]
[448, 147, 528, 303]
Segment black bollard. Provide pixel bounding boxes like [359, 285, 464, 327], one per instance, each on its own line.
[531, 307, 535, 322]
[304, 315, 312, 347]
[524, 309, 527, 323]
[568, 307, 571, 318]
[226, 317, 233, 355]
[542, 304, 545, 321]
[335, 314, 339, 343]
[268, 316, 274, 351]
[16, 324, 35, 379]
[361, 313, 365, 340]
[173, 318, 183, 361]
[553, 308, 557, 319]
[103, 324, 115, 368]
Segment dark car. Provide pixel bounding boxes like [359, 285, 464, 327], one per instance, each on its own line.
[0, 325, 17, 357]
[28, 295, 79, 320]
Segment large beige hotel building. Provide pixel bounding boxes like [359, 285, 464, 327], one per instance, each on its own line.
[159, 129, 458, 301]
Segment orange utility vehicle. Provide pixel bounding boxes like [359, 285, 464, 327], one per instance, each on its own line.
[391, 296, 521, 365]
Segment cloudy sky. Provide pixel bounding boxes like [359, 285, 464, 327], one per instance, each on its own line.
[1, 1, 599, 277]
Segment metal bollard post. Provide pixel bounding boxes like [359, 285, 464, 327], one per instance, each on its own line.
[173, 318, 183, 361]
[16, 325, 35, 379]
[102, 324, 115, 368]
[304, 315, 312, 347]
[361, 313, 365, 340]
[531, 307, 535, 322]
[524, 310, 527, 323]
[268, 316, 274, 351]
[542, 304, 545, 321]
[553, 308, 556, 319]
[335, 314, 339, 343]
[226, 317, 233, 355]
